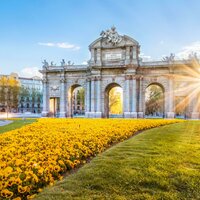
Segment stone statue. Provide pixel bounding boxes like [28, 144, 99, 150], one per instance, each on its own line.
[163, 53, 175, 62]
[169, 53, 175, 61]
[189, 52, 198, 60]
[61, 59, 65, 66]
[42, 59, 49, 67]
[50, 61, 55, 66]
[67, 61, 74, 65]
[100, 26, 122, 46]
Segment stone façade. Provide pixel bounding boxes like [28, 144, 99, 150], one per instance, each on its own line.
[40, 27, 200, 119]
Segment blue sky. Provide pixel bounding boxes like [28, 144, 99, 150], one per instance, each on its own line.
[1, 0, 200, 77]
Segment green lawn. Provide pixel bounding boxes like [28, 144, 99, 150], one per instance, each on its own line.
[35, 121, 200, 200]
[0, 119, 37, 134]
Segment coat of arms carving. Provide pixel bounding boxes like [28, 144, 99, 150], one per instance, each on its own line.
[100, 26, 122, 46]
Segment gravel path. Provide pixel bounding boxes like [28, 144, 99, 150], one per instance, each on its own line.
[0, 120, 13, 126]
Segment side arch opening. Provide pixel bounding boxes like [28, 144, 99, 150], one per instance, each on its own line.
[68, 84, 85, 117]
[104, 83, 123, 118]
[145, 83, 164, 118]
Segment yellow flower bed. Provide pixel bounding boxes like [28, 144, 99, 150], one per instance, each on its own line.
[0, 118, 181, 199]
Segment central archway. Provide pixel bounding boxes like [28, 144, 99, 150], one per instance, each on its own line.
[104, 83, 123, 118]
[68, 84, 85, 117]
[145, 83, 164, 118]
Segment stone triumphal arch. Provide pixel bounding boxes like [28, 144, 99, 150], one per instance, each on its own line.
[40, 27, 200, 119]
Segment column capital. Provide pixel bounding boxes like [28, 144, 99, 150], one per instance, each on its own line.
[168, 74, 175, 80]
[60, 78, 66, 83]
[42, 78, 48, 84]
[139, 75, 144, 80]
[90, 77, 95, 81]
[95, 76, 101, 81]
[125, 75, 131, 80]
[125, 75, 137, 80]
[91, 76, 101, 81]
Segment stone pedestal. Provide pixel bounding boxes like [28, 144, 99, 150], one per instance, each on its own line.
[95, 112, 102, 118]
[191, 112, 199, 119]
[86, 112, 102, 118]
[166, 112, 175, 118]
[59, 112, 66, 118]
[137, 112, 144, 118]
[85, 112, 89, 118]
[124, 112, 131, 118]
[42, 111, 48, 117]
[130, 112, 137, 118]
[85, 112, 96, 118]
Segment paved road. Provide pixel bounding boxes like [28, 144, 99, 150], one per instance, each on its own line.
[0, 120, 13, 126]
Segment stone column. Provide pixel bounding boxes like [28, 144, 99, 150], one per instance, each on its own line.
[130, 76, 137, 118]
[85, 78, 91, 117]
[59, 78, 66, 118]
[191, 92, 199, 119]
[166, 76, 175, 118]
[96, 77, 102, 118]
[42, 77, 48, 117]
[138, 76, 144, 118]
[90, 78, 96, 117]
[124, 75, 131, 118]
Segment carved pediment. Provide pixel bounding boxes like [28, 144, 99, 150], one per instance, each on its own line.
[89, 27, 139, 50]
[100, 26, 122, 46]
[88, 27, 140, 67]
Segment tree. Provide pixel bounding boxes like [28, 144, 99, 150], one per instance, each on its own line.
[73, 87, 85, 114]
[145, 85, 164, 116]
[0, 76, 20, 115]
[77, 88, 85, 108]
[109, 87, 123, 114]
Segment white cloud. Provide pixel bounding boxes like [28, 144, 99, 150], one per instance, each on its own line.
[20, 67, 42, 78]
[81, 61, 88, 65]
[176, 41, 200, 59]
[140, 53, 152, 61]
[38, 42, 55, 47]
[38, 42, 80, 50]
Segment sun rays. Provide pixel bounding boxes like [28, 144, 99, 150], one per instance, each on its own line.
[145, 60, 200, 118]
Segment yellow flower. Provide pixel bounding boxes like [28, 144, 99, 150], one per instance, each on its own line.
[38, 167, 44, 174]
[1, 189, 13, 198]
[54, 165, 61, 172]
[38, 188, 43, 192]
[4, 166, 13, 173]
[27, 194, 36, 199]
[15, 177, 22, 185]
[58, 160, 65, 166]
[0, 118, 182, 199]
[18, 185, 28, 193]
[32, 174, 39, 183]
[16, 167, 22, 173]
[15, 159, 23, 166]
[13, 197, 22, 200]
